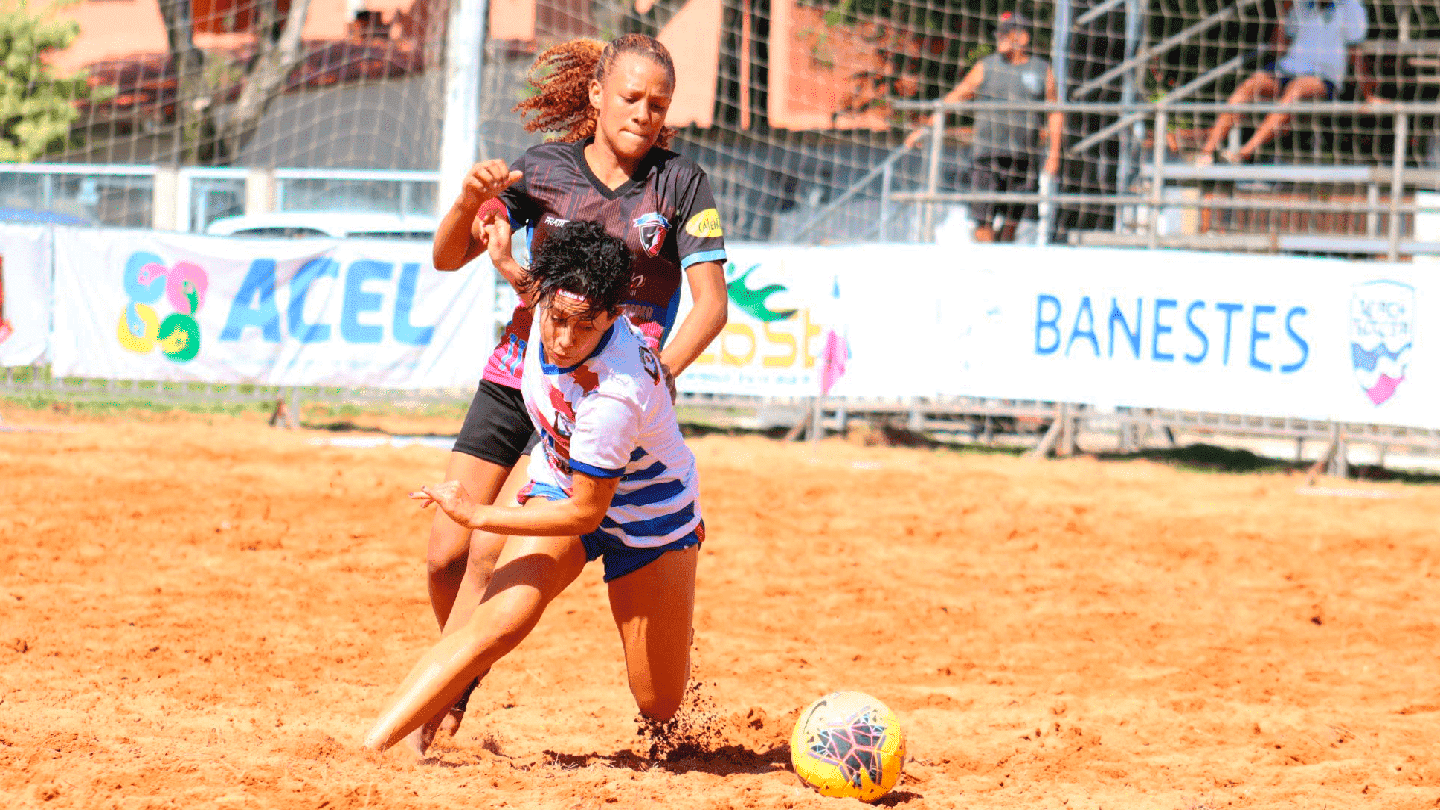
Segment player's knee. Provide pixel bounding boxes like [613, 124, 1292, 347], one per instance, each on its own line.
[631, 668, 688, 721]
[465, 532, 505, 584]
[1282, 81, 1323, 102]
[481, 593, 545, 652]
[426, 520, 472, 577]
[1232, 74, 1267, 99]
[634, 687, 684, 723]
[426, 545, 467, 580]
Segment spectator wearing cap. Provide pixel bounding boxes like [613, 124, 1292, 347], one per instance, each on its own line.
[904, 11, 1062, 243]
[1195, 0, 1378, 165]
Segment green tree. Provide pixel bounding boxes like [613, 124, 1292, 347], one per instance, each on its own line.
[0, 0, 92, 162]
[157, 0, 313, 164]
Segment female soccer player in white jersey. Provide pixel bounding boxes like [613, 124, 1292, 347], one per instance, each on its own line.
[413, 34, 727, 751]
[364, 221, 705, 752]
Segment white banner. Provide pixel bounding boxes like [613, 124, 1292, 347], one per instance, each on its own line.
[0, 224, 54, 366]
[51, 229, 495, 388]
[27, 228, 1440, 432]
[677, 243, 1440, 431]
[950, 245, 1440, 429]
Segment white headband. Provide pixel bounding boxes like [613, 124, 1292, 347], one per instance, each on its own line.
[554, 289, 591, 306]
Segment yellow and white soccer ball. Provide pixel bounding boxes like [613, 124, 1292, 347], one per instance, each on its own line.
[790, 691, 905, 802]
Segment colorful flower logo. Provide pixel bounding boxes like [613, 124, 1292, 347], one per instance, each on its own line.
[117, 251, 209, 363]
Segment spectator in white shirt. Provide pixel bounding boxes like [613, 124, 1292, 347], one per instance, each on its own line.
[1195, 0, 1377, 165]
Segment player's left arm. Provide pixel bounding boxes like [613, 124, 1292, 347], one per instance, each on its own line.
[1043, 67, 1063, 177]
[659, 260, 727, 378]
[661, 171, 729, 379]
[414, 473, 620, 536]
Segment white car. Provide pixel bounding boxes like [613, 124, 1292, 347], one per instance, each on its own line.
[205, 212, 438, 240]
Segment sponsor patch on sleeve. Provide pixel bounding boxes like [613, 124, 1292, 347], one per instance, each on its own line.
[684, 208, 723, 238]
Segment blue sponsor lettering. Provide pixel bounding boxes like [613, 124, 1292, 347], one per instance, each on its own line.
[393, 263, 434, 346]
[1035, 294, 1061, 354]
[289, 257, 338, 343]
[1281, 307, 1309, 373]
[1184, 301, 1208, 364]
[1035, 294, 1310, 373]
[1067, 296, 1100, 356]
[1248, 304, 1276, 372]
[221, 257, 438, 345]
[1216, 302, 1243, 364]
[1108, 298, 1141, 359]
[341, 260, 390, 344]
[220, 258, 281, 341]
[1152, 298, 1176, 362]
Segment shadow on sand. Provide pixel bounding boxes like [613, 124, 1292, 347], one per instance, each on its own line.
[1094, 441, 1440, 484]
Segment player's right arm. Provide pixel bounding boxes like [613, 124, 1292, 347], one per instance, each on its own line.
[475, 210, 532, 302]
[413, 473, 620, 536]
[905, 61, 986, 149]
[432, 159, 523, 271]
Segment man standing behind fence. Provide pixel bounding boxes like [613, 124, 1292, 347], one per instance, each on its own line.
[905, 11, 1062, 244]
[1195, 0, 1376, 166]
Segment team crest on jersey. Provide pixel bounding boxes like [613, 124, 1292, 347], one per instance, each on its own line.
[639, 346, 662, 384]
[633, 213, 669, 257]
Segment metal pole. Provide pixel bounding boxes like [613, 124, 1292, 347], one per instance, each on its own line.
[880, 159, 893, 241]
[1051, 0, 1072, 103]
[1047, 0, 1073, 246]
[1148, 106, 1167, 249]
[1115, 0, 1142, 229]
[1389, 110, 1408, 263]
[437, 0, 487, 217]
[922, 112, 944, 241]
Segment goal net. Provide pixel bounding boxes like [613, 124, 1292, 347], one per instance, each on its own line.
[14, 0, 1439, 245]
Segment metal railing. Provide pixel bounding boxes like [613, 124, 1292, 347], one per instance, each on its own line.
[872, 98, 1440, 260]
[0, 164, 440, 232]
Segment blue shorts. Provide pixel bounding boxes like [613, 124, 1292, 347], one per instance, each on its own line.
[519, 481, 703, 582]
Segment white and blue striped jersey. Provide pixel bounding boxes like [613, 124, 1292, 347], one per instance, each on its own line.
[520, 317, 701, 548]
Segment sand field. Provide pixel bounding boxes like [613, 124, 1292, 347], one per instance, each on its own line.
[2, 408, 1439, 809]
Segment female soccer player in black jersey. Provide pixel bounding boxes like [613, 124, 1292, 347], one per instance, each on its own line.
[410, 34, 728, 754]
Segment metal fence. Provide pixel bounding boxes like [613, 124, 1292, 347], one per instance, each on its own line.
[802, 98, 1440, 260]
[0, 163, 440, 233]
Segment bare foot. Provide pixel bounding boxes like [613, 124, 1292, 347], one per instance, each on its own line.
[1193, 151, 1215, 167]
[402, 713, 445, 758]
[437, 707, 464, 738]
[1220, 148, 1244, 165]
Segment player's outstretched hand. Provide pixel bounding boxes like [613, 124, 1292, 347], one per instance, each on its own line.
[410, 480, 480, 527]
[459, 159, 523, 211]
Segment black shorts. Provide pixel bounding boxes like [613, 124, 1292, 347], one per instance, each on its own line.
[1265, 65, 1338, 100]
[452, 379, 538, 467]
[971, 153, 1038, 225]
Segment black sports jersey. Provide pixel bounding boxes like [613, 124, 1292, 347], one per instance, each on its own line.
[482, 138, 727, 387]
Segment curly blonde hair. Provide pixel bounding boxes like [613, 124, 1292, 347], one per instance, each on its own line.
[513, 34, 678, 149]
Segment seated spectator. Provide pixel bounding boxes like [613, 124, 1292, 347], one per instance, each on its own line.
[1195, 0, 1378, 166]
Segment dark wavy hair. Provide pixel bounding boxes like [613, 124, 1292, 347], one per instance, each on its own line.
[523, 221, 632, 318]
[513, 34, 677, 148]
